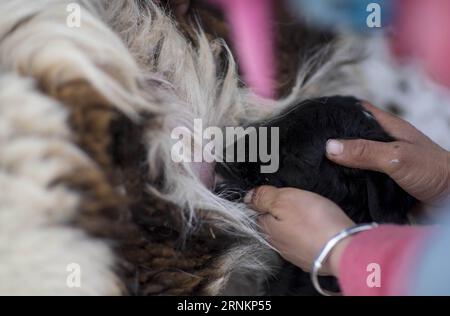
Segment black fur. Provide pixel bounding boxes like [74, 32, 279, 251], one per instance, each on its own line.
[215, 96, 416, 295]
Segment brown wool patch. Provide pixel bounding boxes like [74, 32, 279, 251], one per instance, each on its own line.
[47, 80, 238, 295]
[54, 81, 118, 180]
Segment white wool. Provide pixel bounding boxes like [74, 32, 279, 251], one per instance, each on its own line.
[0, 227, 120, 296]
[0, 0, 161, 118]
[99, 1, 275, 241]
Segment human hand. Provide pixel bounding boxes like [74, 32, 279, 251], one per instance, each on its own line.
[326, 102, 450, 204]
[246, 186, 354, 276]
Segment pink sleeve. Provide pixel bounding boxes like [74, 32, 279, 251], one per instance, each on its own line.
[208, 0, 276, 98]
[338, 225, 432, 296]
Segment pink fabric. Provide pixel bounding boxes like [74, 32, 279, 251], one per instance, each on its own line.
[338, 225, 432, 296]
[391, 0, 450, 88]
[208, 0, 276, 98]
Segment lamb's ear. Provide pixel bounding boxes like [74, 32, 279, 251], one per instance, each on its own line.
[366, 172, 414, 224]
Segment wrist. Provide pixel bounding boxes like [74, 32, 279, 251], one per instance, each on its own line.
[326, 236, 352, 277]
[312, 223, 378, 295]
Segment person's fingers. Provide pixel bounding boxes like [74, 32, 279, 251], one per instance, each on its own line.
[245, 185, 280, 215]
[326, 138, 409, 174]
[362, 102, 422, 144]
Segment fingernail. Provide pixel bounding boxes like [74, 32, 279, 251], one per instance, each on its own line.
[244, 189, 254, 204]
[326, 140, 344, 156]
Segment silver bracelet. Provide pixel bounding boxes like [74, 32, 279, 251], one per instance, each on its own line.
[311, 223, 379, 296]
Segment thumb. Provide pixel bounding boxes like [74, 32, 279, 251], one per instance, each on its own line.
[245, 185, 280, 215]
[325, 139, 399, 173]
